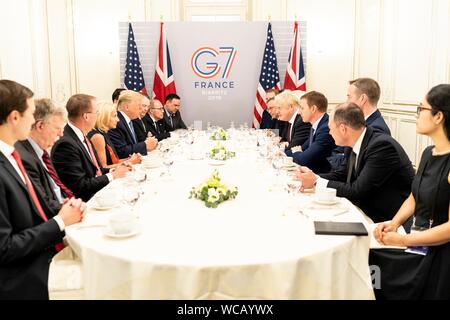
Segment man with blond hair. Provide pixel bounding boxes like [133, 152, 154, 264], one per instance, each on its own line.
[108, 90, 158, 158]
[274, 90, 311, 149]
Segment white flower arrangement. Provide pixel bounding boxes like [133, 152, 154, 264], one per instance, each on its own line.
[189, 170, 238, 208]
[209, 142, 235, 160]
[210, 127, 228, 140]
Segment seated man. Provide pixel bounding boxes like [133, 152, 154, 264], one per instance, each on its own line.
[274, 90, 311, 149]
[297, 102, 414, 223]
[107, 90, 158, 158]
[112, 88, 126, 104]
[0, 79, 85, 299]
[260, 88, 277, 129]
[15, 99, 72, 216]
[132, 93, 151, 142]
[286, 91, 335, 173]
[328, 77, 391, 171]
[52, 94, 130, 201]
[163, 93, 187, 131]
[143, 99, 171, 141]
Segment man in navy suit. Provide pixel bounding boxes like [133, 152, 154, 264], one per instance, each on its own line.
[286, 91, 335, 173]
[52, 94, 130, 201]
[296, 102, 414, 223]
[275, 90, 311, 149]
[163, 93, 187, 131]
[108, 90, 158, 158]
[0, 79, 85, 299]
[328, 78, 391, 171]
[143, 99, 171, 141]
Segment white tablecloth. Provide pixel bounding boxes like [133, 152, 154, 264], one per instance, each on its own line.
[65, 132, 375, 299]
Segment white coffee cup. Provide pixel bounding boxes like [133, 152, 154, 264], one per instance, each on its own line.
[96, 190, 119, 207]
[315, 187, 337, 202]
[108, 213, 135, 235]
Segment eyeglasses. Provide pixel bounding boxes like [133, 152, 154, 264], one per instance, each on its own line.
[151, 107, 164, 111]
[416, 104, 433, 115]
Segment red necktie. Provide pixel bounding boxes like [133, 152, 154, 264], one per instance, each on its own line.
[84, 136, 102, 177]
[42, 150, 74, 198]
[11, 150, 64, 252]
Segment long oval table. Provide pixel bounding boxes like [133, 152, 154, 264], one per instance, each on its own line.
[65, 131, 375, 299]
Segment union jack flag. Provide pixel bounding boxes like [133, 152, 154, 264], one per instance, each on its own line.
[124, 23, 147, 93]
[152, 22, 177, 103]
[284, 21, 306, 91]
[252, 22, 280, 128]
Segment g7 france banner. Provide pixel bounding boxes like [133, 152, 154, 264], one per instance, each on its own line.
[120, 22, 302, 128]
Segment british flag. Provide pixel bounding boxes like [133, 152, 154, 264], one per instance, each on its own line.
[124, 23, 147, 93]
[284, 21, 306, 91]
[152, 22, 177, 103]
[252, 22, 280, 129]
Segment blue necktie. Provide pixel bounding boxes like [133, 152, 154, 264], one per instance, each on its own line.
[129, 121, 137, 143]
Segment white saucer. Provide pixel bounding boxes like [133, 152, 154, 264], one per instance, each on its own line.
[208, 159, 226, 166]
[103, 226, 140, 238]
[282, 163, 296, 168]
[142, 162, 162, 169]
[312, 197, 340, 205]
[189, 154, 204, 160]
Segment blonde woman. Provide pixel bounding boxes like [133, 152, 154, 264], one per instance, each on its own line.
[88, 101, 141, 167]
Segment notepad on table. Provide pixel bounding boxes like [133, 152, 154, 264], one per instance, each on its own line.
[314, 221, 368, 236]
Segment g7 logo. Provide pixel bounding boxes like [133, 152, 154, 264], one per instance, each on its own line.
[191, 46, 237, 79]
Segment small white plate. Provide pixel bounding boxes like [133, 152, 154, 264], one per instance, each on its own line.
[282, 163, 296, 168]
[312, 197, 340, 205]
[90, 203, 120, 211]
[103, 226, 140, 238]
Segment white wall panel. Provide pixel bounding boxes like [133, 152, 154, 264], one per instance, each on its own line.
[286, 0, 356, 103]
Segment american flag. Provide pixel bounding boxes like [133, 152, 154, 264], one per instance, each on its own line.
[252, 22, 280, 128]
[284, 21, 306, 91]
[124, 23, 147, 93]
[152, 22, 177, 103]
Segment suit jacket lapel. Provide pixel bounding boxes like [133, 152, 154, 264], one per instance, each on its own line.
[0, 152, 44, 220]
[64, 125, 98, 171]
[118, 112, 135, 143]
[355, 127, 373, 174]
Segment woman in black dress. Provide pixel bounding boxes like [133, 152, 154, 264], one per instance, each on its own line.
[369, 84, 450, 299]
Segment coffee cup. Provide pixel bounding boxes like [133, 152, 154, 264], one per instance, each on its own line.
[315, 187, 337, 202]
[95, 190, 119, 207]
[108, 213, 136, 235]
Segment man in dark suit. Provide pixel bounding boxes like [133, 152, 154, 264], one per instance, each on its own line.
[286, 91, 335, 173]
[297, 102, 414, 223]
[108, 90, 158, 158]
[0, 79, 84, 299]
[328, 78, 391, 171]
[260, 89, 277, 129]
[132, 93, 151, 142]
[15, 99, 72, 216]
[143, 99, 171, 141]
[275, 90, 311, 149]
[163, 93, 187, 131]
[52, 94, 130, 201]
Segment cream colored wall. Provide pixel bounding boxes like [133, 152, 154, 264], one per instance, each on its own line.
[0, 0, 449, 166]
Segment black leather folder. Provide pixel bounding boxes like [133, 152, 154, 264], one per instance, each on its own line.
[314, 221, 368, 236]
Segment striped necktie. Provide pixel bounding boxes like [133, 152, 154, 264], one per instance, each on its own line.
[11, 150, 64, 252]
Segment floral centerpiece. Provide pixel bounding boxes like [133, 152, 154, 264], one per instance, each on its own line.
[209, 142, 235, 160]
[189, 170, 238, 208]
[210, 127, 228, 140]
